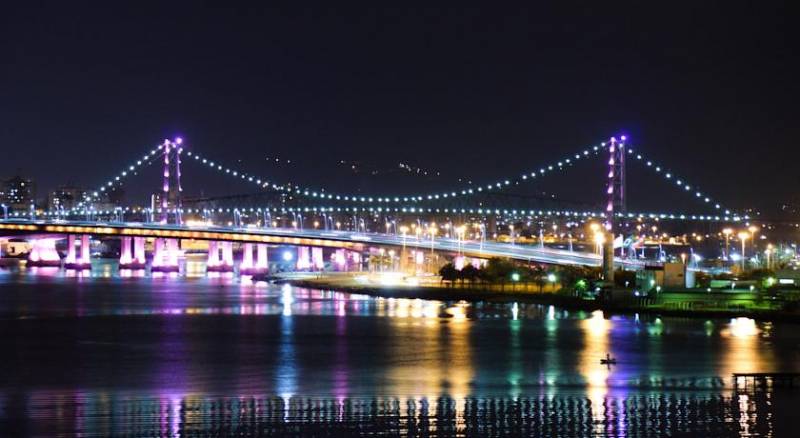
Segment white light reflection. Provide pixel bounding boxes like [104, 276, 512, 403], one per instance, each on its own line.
[281, 283, 294, 316]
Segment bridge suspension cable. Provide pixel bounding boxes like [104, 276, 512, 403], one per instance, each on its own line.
[181, 136, 735, 215]
[76, 135, 737, 218]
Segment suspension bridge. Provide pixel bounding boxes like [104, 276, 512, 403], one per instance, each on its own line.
[0, 135, 745, 276]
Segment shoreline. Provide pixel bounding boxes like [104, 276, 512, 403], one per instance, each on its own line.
[286, 278, 800, 323]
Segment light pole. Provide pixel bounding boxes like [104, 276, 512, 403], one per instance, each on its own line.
[429, 224, 437, 254]
[538, 227, 544, 249]
[477, 223, 485, 253]
[765, 244, 773, 269]
[456, 225, 466, 255]
[1, 204, 7, 220]
[748, 225, 759, 256]
[566, 223, 573, 252]
[594, 231, 605, 255]
[722, 228, 733, 261]
[589, 223, 601, 254]
[738, 231, 749, 271]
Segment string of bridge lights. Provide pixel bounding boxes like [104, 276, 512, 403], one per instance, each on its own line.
[79, 143, 168, 208]
[180, 136, 736, 216]
[74, 136, 736, 218]
[184, 149, 286, 191]
[32, 204, 745, 223]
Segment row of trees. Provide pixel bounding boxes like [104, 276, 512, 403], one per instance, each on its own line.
[438, 258, 601, 292]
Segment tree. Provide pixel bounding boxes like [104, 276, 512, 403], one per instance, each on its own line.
[559, 265, 601, 292]
[613, 268, 636, 288]
[531, 265, 547, 292]
[368, 253, 392, 271]
[438, 263, 458, 286]
[484, 258, 515, 290]
[461, 264, 480, 287]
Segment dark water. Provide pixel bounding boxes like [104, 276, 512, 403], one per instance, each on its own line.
[1, 262, 799, 436]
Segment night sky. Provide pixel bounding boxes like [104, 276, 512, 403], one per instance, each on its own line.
[2, 3, 797, 214]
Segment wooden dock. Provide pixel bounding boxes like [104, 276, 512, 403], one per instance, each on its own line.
[733, 373, 800, 390]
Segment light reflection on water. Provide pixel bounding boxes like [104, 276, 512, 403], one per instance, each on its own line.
[1, 262, 799, 435]
[3, 391, 790, 437]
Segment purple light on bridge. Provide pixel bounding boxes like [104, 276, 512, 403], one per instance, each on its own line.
[241, 243, 254, 270]
[207, 241, 220, 267]
[312, 247, 324, 270]
[297, 247, 311, 270]
[28, 238, 60, 264]
[120, 236, 133, 265]
[256, 244, 268, 270]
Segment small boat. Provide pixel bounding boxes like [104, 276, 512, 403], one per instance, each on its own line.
[600, 354, 617, 365]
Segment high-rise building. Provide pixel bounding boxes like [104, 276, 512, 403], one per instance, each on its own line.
[48, 186, 88, 211]
[0, 176, 36, 211]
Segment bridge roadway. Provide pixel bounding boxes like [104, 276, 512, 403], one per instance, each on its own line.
[0, 219, 648, 269]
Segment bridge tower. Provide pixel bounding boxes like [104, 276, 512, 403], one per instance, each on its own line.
[603, 136, 626, 282]
[160, 138, 184, 224]
[605, 136, 626, 231]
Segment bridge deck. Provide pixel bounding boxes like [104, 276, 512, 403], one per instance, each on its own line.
[0, 219, 653, 268]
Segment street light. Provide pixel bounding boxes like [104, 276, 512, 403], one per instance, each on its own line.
[456, 225, 466, 255]
[722, 228, 733, 260]
[738, 231, 749, 271]
[748, 225, 759, 254]
[0, 204, 6, 220]
[765, 243, 773, 269]
[593, 231, 606, 255]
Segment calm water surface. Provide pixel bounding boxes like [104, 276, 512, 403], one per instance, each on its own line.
[1, 262, 799, 436]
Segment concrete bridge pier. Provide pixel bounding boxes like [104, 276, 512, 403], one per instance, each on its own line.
[64, 235, 91, 269]
[207, 241, 220, 268]
[119, 236, 147, 269]
[240, 243, 269, 274]
[206, 240, 233, 272]
[241, 243, 254, 271]
[603, 238, 615, 284]
[120, 236, 132, 265]
[221, 242, 233, 268]
[256, 244, 268, 271]
[311, 247, 324, 270]
[27, 238, 61, 267]
[152, 238, 180, 272]
[296, 246, 311, 270]
[350, 250, 363, 272]
[134, 237, 146, 265]
[332, 249, 347, 271]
